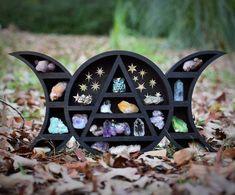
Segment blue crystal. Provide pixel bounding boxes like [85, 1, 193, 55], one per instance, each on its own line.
[48, 117, 68, 134]
[174, 79, 184, 101]
[72, 114, 88, 129]
[112, 78, 126, 93]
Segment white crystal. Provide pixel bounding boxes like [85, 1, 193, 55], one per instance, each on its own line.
[134, 118, 145, 136]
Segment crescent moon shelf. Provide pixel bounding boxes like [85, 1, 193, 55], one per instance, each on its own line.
[10, 50, 225, 154]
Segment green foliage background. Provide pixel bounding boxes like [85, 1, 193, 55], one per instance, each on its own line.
[0, 0, 234, 50]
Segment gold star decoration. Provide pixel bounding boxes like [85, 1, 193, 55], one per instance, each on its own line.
[79, 83, 87, 92]
[73, 93, 80, 102]
[85, 72, 93, 82]
[96, 67, 105, 77]
[149, 79, 156, 88]
[128, 64, 137, 74]
[91, 81, 100, 91]
[136, 82, 146, 93]
[133, 76, 138, 82]
[139, 69, 147, 79]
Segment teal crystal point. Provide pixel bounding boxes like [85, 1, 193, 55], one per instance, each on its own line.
[48, 117, 69, 134]
[174, 79, 184, 101]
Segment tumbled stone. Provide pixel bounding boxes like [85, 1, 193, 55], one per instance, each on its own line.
[50, 82, 67, 101]
[35, 60, 55, 72]
[118, 101, 139, 113]
[183, 58, 203, 71]
[72, 114, 88, 129]
[48, 117, 68, 134]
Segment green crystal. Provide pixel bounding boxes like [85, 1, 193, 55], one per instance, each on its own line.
[172, 116, 188, 133]
[48, 117, 68, 134]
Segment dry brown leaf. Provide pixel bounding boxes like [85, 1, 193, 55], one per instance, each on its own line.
[173, 148, 195, 166]
[139, 149, 167, 158]
[47, 162, 62, 174]
[97, 167, 140, 181]
[223, 148, 235, 159]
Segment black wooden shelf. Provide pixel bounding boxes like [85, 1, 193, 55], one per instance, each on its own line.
[95, 113, 142, 118]
[40, 72, 71, 79]
[11, 50, 225, 153]
[103, 92, 135, 97]
[47, 102, 66, 107]
[144, 105, 171, 110]
[68, 106, 93, 111]
[83, 136, 154, 142]
[172, 101, 189, 107]
[166, 72, 197, 78]
[36, 134, 71, 140]
[170, 132, 198, 139]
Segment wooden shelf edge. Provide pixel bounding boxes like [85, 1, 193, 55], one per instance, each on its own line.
[82, 136, 154, 142]
[167, 72, 198, 78]
[170, 132, 198, 139]
[40, 72, 71, 79]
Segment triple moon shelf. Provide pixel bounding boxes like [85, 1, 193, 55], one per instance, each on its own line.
[11, 50, 225, 154]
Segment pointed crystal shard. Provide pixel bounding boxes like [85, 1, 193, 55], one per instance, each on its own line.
[174, 79, 184, 101]
[134, 118, 145, 136]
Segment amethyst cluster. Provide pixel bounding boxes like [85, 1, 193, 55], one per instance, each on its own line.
[103, 120, 131, 137]
[89, 120, 131, 137]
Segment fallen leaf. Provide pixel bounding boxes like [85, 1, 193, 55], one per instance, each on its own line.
[140, 149, 167, 158]
[98, 167, 140, 181]
[173, 148, 195, 166]
[223, 148, 235, 159]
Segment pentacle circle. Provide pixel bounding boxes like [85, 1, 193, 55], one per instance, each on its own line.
[65, 51, 173, 153]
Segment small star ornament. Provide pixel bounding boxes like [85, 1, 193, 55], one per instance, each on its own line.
[85, 72, 93, 82]
[96, 67, 105, 77]
[73, 93, 80, 102]
[136, 82, 146, 92]
[79, 83, 88, 92]
[139, 69, 147, 79]
[128, 64, 137, 74]
[91, 81, 100, 91]
[149, 79, 156, 88]
[133, 76, 138, 82]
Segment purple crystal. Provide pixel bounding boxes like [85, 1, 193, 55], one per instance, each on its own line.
[103, 120, 131, 137]
[114, 122, 131, 135]
[150, 110, 165, 130]
[103, 120, 116, 137]
[91, 142, 109, 152]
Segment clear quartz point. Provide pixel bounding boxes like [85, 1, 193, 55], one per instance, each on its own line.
[134, 118, 145, 136]
[174, 79, 184, 101]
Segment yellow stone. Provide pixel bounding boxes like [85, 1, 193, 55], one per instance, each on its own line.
[118, 101, 139, 113]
